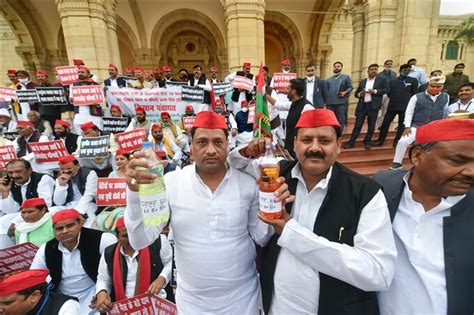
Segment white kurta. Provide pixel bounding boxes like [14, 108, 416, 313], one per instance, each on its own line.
[125, 164, 273, 314]
[378, 173, 465, 315]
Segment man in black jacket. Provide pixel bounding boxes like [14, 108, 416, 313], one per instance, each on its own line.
[344, 64, 389, 149]
[303, 63, 328, 108]
[372, 64, 418, 147]
[53, 119, 80, 154]
[104, 64, 127, 88]
[374, 118, 474, 315]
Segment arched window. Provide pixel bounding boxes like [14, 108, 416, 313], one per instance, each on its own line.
[445, 40, 459, 60]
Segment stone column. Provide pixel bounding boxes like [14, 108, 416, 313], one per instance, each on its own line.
[350, 4, 365, 83]
[104, 0, 121, 72]
[56, 0, 114, 80]
[222, 0, 265, 73]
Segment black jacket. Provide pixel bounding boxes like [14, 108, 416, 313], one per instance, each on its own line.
[354, 77, 389, 111]
[387, 77, 418, 112]
[304, 77, 328, 108]
[104, 77, 127, 87]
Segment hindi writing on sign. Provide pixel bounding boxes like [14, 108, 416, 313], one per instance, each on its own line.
[181, 86, 204, 103]
[165, 81, 188, 88]
[79, 135, 110, 158]
[36, 87, 68, 106]
[231, 76, 254, 92]
[102, 117, 128, 134]
[212, 82, 234, 96]
[0, 87, 17, 102]
[28, 140, 69, 163]
[55, 66, 78, 86]
[115, 129, 147, 152]
[182, 116, 196, 129]
[15, 90, 39, 103]
[96, 178, 127, 206]
[2, 132, 18, 142]
[272, 72, 297, 91]
[71, 85, 104, 106]
[0, 243, 39, 278]
[0, 145, 17, 169]
[108, 293, 177, 315]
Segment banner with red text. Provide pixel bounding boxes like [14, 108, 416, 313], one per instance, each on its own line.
[55, 66, 78, 86]
[182, 116, 196, 129]
[96, 178, 127, 206]
[115, 129, 147, 152]
[0, 87, 16, 102]
[272, 72, 297, 91]
[71, 85, 103, 106]
[231, 76, 254, 92]
[29, 140, 68, 163]
[0, 243, 38, 278]
[0, 145, 16, 169]
[106, 87, 187, 124]
[108, 293, 177, 315]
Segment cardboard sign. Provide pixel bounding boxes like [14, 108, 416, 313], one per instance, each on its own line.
[0, 145, 16, 169]
[272, 72, 297, 91]
[78, 135, 110, 158]
[55, 66, 78, 86]
[231, 76, 254, 92]
[36, 87, 68, 106]
[102, 117, 128, 134]
[248, 103, 256, 124]
[0, 243, 39, 278]
[0, 87, 16, 102]
[15, 90, 39, 103]
[213, 82, 233, 96]
[115, 129, 146, 152]
[96, 178, 127, 206]
[181, 86, 204, 103]
[28, 140, 68, 163]
[165, 81, 187, 88]
[108, 293, 177, 315]
[2, 132, 18, 142]
[182, 116, 196, 129]
[71, 85, 103, 106]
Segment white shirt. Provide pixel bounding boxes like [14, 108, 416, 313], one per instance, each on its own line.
[306, 76, 315, 104]
[364, 77, 376, 103]
[125, 164, 272, 314]
[227, 151, 397, 314]
[148, 137, 183, 163]
[95, 234, 172, 298]
[378, 173, 466, 315]
[404, 92, 450, 127]
[53, 170, 98, 214]
[57, 299, 82, 315]
[30, 233, 117, 314]
[188, 77, 212, 92]
[448, 98, 473, 113]
[13, 134, 49, 162]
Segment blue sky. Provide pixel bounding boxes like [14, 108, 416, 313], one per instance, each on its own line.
[440, 0, 474, 15]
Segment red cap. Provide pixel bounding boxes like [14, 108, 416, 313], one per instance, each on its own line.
[155, 150, 167, 159]
[162, 65, 171, 72]
[110, 104, 121, 112]
[108, 64, 118, 70]
[7, 69, 16, 75]
[116, 148, 130, 156]
[55, 119, 71, 128]
[36, 70, 48, 77]
[241, 100, 248, 106]
[145, 70, 153, 76]
[52, 209, 81, 224]
[281, 59, 291, 65]
[154, 67, 162, 73]
[125, 67, 133, 72]
[210, 66, 218, 72]
[295, 109, 341, 129]
[160, 112, 170, 118]
[80, 121, 96, 132]
[185, 105, 194, 111]
[115, 216, 125, 230]
[78, 65, 89, 72]
[135, 105, 145, 113]
[17, 120, 34, 128]
[243, 62, 251, 68]
[0, 269, 49, 296]
[415, 119, 474, 144]
[21, 197, 46, 209]
[58, 155, 77, 166]
[151, 123, 162, 131]
[192, 111, 227, 130]
[134, 66, 143, 72]
[73, 59, 84, 66]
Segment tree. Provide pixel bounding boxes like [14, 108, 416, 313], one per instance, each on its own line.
[455, 15, 474, 46]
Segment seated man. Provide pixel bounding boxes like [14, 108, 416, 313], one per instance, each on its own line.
[27, 110, 53, 138]
[13, 120, 48, 160]
[77, 121, 114, 175]
[0, 108, 17, 132]
[93, 217, 173, 313]
[14, 197, 54, 247]
[0, 269, 81, 315]
[30, 209, 116, 314]
[125, 105, 153, 136]
[52, 155, 98, 227]
[54, 119, 81, 154]
[149, 124, 182, 169]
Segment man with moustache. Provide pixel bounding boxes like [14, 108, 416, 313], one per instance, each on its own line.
[53, 119, 81, 154]
[229, 109, 396, 314]
[128, 66, 153, 89]
[226, 62, 255, 113]
[104, 64, 126, 88]
[326, 61, 353, 131]
[188, 64, 212, 111]
[448, 82, 474, 114]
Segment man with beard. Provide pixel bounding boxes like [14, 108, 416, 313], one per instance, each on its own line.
[375, 119, 474, 315]
[154, 67, 166, 87]
[178, 68, 189, 83]
[126, 105, 153, 136]
[326, 61, 353, 131]
[228, 109, 396, 315]
[149, 123, 182, 170]
[226, 62, 255, 113]
[54, 120, 81, 154]
[36, 69, 62, 127]
[13, 120, 49, 160]
[0, 159, 55, 247]
[104, 64, 126, 88]
[162, 65, 176, 83]
[189, 64, 212, 111]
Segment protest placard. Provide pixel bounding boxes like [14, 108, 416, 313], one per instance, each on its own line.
[181, 86, 204, 103]
[231, 76, 254, 92]
[78, 135, 110, 158]
[96, 178, 127, 206]
[165, 81, 187, 88]
[36, 87, 68, 105]
[108, 293, 177, 315]
[0, 243, 39, 278]
[115, 129, 146, 152]
[102, 117, 128, 134]
[0, 87, 16, 102]
[182, 116, 196, 129]
[15, 90, 39, 103]
[28, 140, 68, 163]
[71, 85, 103, 106]
[212, 81, 233, 96]
[248, 102, 256, 124]
[0, 145, 16, 169]
[2, 132, 18, 142]
[272, 72, 297, 91]
[55, 66, 78, 86]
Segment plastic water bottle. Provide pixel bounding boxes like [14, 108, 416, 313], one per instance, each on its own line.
[138, 142, 170, 227]
[258, 144, 282, 220]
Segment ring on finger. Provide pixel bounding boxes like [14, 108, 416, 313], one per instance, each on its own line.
[130, 178, 137, 185]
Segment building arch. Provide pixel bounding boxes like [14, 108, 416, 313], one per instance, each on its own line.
[116, 15, 140, 69]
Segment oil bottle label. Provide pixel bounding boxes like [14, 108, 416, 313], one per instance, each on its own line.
[259, 190, 282, 213]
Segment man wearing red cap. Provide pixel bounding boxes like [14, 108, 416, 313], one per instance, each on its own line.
[0, 269, 81, 314]
[125, 105, 153, 136]
[104, 64, 126, 88]
[162, 65, 176, 82]
[13, 120, 49, 160]
[374, 119, 474, 315]
[153, 67, 166, 87]
[180, 104, 196, 135]
[225, 62, 255, 113]
[128, 67, 152, 89]
[159, 111, 185, 144]
[229, 109, 396, 315]
[6, 69, 22, 117]
[125, 111, 292, 313]
[53, 119, 81, 154]
[92, 216, 173, 312]
[149, 123, 182, 169]
[30, 209, 116, 314]
[209, 65, 226, 105]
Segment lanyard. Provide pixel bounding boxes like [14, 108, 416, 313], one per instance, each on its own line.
[459, 100, 472, 111]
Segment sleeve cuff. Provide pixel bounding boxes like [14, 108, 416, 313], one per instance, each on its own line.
[277, 218, 298, 248]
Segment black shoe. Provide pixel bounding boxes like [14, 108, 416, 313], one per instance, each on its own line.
[371, 141, 383, 147]
[389, 163, 402, 170]
[364, 143, 372, 150]
[343, 142, 355, 149]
